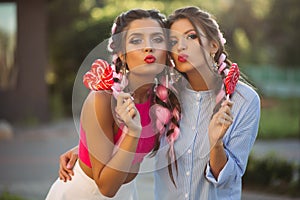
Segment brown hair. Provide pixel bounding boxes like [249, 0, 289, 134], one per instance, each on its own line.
[167, 6, 234, 114]
[108, 9, 182, 185]
[108, 9, 167, 73]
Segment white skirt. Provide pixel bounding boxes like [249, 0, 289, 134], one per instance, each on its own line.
[46, 161, 138, 200]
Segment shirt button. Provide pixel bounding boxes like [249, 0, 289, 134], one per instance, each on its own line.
[197, 93, 200, 98]
[185, 193, 189, 198]
[186, 171, 190, 176]
[192, 126, 195, 130]
[187, 149, 192, 154]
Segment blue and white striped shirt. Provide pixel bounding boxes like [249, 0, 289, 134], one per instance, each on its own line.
[154, 81, 260, 200]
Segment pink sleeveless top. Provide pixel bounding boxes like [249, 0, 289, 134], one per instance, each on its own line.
[79, 98, 156, 167]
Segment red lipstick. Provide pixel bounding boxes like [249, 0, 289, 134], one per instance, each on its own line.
[144, 55, 156, 64]
[178, 54, 188, 62]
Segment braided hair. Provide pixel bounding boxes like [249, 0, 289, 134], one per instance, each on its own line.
[168, 6, 238, 115]
[107, 9, 182, 185]
[108, 9, 167, 74]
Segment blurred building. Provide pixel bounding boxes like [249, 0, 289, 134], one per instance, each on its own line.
[0, 0, 49, 123]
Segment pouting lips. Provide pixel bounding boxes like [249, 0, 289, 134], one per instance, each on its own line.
[144, 55, 156, 64]
[178, 54, 188, 62]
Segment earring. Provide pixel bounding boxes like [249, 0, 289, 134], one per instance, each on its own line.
[168, 57, 177, 84]
[210, 53, 218, 72]
[153, 77, 158, 92]
[212, 62, 218, 71]
[119, 61, 128, 89]
[164, 68, 169, 88]
[169, 57, 175, 68]
[120, 60, 127, 74]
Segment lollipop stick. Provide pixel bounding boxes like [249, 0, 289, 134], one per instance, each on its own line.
[226, 94, 230, 100]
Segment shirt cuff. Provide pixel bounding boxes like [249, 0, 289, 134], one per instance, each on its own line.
[205, 151, 235, 187]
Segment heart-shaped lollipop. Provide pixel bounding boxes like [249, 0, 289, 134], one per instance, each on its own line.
[224, 63, 240, 99]
[83, 59, 114, 91]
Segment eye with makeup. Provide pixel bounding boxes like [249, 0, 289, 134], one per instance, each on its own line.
[129, 37, 142, 45]
[186, 31, 197, 40]
[169, 37, 178, 47]
[128, 35, 164, 46]
[152, 36, 165, 44]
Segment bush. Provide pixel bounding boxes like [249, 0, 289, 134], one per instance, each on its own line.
[243, 154, 299, 197]
[258, 98, 300, 139]
[0, 191, 26, 200]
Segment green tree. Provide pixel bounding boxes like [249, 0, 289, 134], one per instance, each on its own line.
[47, 0, 299, 117]
[263, 0, 300, 67]
[218, 0, 266, 65]
[48, 0, 112, 116]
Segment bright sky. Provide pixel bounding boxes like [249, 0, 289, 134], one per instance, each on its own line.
[0, 3, 17, 34]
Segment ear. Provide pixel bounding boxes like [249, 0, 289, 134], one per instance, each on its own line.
[118, 52, 125, 63]
[210, 40, 219, 55]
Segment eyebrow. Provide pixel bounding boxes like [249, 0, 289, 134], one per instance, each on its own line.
[170, 29, 195, 37]
[184, 29, 195, 35]
[127, 32, 164, 39]
[127, 33, 142, 38]
[152, 32, 164, 36]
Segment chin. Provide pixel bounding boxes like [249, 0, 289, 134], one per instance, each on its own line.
[132, 64, 165, 76]
[175, 65, 194, 73]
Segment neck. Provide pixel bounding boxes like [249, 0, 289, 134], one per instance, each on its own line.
[185, 69, 213, 91]
[131, 84, 152, 103]
[127, 73, 154, 103]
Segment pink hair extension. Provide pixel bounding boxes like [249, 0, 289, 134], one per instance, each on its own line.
[156, 85, 168, 103]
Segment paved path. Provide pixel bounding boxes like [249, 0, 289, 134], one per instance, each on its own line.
[251, 139, 300, 164]
[0, 119, 299, 200]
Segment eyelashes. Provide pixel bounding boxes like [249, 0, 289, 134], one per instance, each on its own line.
[169, 32, 198, 47]
[128, 36, 165, 45]
[152, 36, 165, 43]
[129, 38, 142, 44]
[187, 33, 197, 40]
[169, 40, 177, 47]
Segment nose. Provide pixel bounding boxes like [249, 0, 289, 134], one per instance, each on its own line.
[177, 38, 187, 51]
[144, 46, 153, 52]
[144, 39, 153, 52]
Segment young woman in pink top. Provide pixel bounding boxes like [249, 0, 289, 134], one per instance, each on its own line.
[46, 9, 180, 199]
[56, 6, 260, 200]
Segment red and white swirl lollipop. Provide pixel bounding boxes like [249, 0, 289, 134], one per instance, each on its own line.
[224, 63, 240, 100]
[83, 59, 114, 91]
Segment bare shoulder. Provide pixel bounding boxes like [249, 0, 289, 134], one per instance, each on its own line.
[81, 91, 114, 129]
[83, 91, 112, 112]
[81, 91, 116, 170]
[84, 91, 112, 106]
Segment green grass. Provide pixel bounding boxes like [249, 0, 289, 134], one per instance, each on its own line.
[258, 98, 300, 139]
[0, 191, 27, 200]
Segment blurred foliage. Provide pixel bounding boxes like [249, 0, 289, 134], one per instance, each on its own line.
[243, 154, 300, 197]
[47, 0, 300, 117]
[0, 191, 27, 200]
[258, 98, 300, 139]
[263, 0, 300, 67]
[48, 0, 113, 116]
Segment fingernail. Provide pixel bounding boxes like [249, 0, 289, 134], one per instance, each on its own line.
[67, 164, 71, 169]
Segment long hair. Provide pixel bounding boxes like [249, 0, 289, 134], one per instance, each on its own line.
[108, 9, 182, 185]
[168, 6, 234, 114]
[108, 9, 167, 73]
